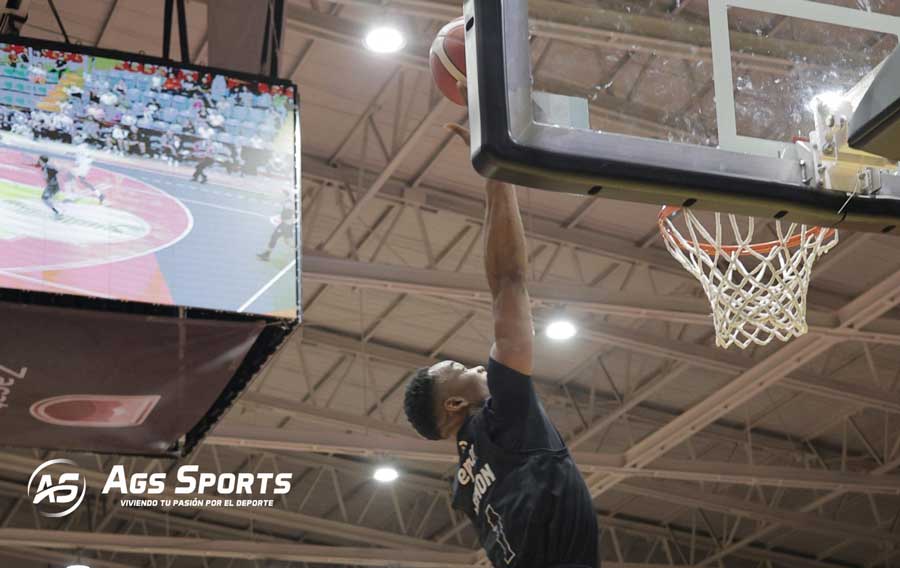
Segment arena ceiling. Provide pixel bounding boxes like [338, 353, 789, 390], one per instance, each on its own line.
[4, 0, 900, 567]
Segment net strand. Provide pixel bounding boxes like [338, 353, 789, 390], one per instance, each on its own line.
[660, 209, 838, 349]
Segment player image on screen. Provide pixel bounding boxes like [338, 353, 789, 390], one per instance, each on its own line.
[257, 198, 297, 262]
[158, 128, 181, 166]
[191, 136, 215, 183]
[36, 154, 62, 219]
[62, 142, 105, 204]
[0, 40, 300, 317]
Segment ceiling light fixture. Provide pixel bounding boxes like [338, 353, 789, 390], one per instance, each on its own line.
[546, 319, 577, 341]
[364, 26, 406, 54]
[373, 466, 399, 483]
[807, 90, 847, 113]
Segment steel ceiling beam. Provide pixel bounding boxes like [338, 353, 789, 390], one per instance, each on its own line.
[285, 3, 429, 70]
[318, 97, 453, 252]
[0, 524, 679, 568]
[207, 423, 900, 495]
[0, 472, 442, 556]
[617, 481, 900, 547]
[303, 254, 900, 346]
[0, 466, 848, 568]
[297, 0, 863, 72]
[307, 152, 688, 272]
[585, 267, 900, 499]
[696, 432, 900, 566]
[194, 0, 429, 70]
[275, 1, 869, 183]
[601, 514, 851, 568]
[275, 0, 893, 320]
[285, 13, 867, 313]
[0, 529, 477, 567]
[295, 326, 866, 460]
[276, 5, 706, 173]
[328, 68, 404, 166]
[295, 324, 691, 432]
[303, 154, 863, 313]
[210, 424, 456, 463]
[93, 0, 119, 47]
[0, 546, 135, 568]
[0, 453, 464, 554]
[0, 448, 856, 568]
[300, 255, 900, 416]
[241, 362, 820, 460]
[268, 451, 451, 494]
[240, 391, 418, 438]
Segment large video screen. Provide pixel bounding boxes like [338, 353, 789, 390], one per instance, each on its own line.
[0, 40, 300, 318]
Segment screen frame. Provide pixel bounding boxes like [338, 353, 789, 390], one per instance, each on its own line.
[463, 0, 900, 234]
[0, 32, 302, 320]
[0, 34, 302, 456]
[0, 33, 298, 90]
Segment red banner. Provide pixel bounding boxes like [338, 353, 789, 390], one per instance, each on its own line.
[0, 301, 265, 455]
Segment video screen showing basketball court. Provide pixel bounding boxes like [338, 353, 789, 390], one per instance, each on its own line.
[0, 40, 299, 318]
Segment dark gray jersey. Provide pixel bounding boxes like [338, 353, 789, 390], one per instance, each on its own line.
[451, 358, 599, 568]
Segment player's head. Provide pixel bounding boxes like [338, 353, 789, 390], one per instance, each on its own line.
[404, 360, 488, 441]
[38, 155, 48, 164]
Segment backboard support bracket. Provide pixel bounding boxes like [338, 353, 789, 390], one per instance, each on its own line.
[710, 0, 900, 158]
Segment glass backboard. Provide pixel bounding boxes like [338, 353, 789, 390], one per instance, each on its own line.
[464, 0, 900, 234]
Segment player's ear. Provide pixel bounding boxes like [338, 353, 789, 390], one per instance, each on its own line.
[443, 396, 468, 414]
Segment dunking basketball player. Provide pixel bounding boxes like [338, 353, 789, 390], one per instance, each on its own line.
[403, 94, 599, 567]
[36, 155, 62, 219]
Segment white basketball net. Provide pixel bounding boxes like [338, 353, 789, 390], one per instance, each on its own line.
[659, 209, 839, 349]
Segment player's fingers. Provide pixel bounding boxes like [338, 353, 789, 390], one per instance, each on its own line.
[455, 80, 469, 105]
[444, 123, 471, 147]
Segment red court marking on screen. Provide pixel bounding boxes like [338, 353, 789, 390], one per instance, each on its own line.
[0, 253, 176, 304]
[0, 149, 191, 304]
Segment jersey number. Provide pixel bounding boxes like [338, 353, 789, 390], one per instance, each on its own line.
[485, 505, 516, 565]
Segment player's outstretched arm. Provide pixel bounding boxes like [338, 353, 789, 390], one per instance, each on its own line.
[445, 122, 534, 376]
[483, 177, 534, 375]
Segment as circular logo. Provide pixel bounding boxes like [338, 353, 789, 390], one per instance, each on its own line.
[27, 459, 87, 518]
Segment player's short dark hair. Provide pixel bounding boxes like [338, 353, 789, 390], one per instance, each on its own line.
[404, 367, 441, 440]
[38, 155, 48, 163]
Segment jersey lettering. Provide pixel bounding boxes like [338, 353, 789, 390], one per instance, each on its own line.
[485, 504, 516, 565]
[456, 443, 497, 514]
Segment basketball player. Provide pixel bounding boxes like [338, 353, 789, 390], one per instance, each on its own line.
[403, 87, 599, 568]
[191, 138, 214, 184]
[256, 200, 296, 262]
[159, 129, 181, 166]
[36, 155, 62, 219]
[64, 143, 105, 204]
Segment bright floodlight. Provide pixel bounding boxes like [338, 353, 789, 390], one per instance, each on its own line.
[808, 90, 846, 113]
[546, 319, 577, 340]
[67, 564, 90, 568]
[364, 26, 406, 54]
[373, 466, 399, 483]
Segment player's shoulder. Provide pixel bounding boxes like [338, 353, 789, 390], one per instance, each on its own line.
[487, 357, 532, 382]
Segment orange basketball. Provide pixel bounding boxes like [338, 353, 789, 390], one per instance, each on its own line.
[430, 17, 467, 106]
